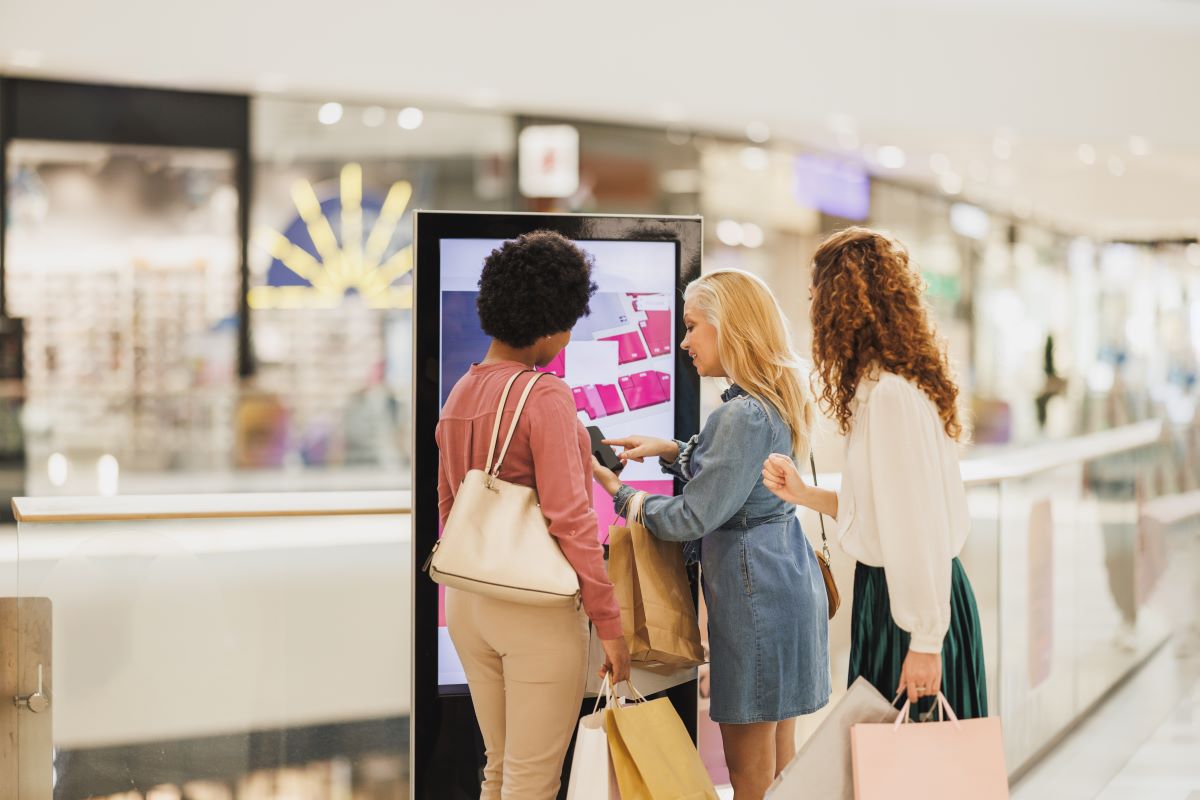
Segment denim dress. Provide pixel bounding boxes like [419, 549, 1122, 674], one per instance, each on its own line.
[613, 385, 831, 723]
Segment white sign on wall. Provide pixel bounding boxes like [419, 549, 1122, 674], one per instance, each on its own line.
[518, 124, 580, 198]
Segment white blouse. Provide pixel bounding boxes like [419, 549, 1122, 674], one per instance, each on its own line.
[836, 371, 969, 654]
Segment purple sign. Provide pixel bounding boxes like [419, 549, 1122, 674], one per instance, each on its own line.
[794, 155, 870, 220]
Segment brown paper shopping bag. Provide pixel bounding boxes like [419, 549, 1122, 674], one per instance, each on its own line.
[609, 492, 705, 671]
[605, 684, 717, 800]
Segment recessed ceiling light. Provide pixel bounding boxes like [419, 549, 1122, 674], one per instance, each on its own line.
[317, 102, 343, 125]
[746, 122, 770, 144]
[1129, 136, 1150, 157]
[992, 138, 1013, 160]
[397, 107, 424, 130]
[741, 223, 765, 248]
[1108, 155, 1125, 177]
[1078, 144, 1097, 165]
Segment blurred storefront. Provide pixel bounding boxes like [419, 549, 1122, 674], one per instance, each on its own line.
[2, 76, 1198, 509]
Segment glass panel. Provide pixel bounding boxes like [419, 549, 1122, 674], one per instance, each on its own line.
[17, 508, 409, 799]
[5, 140, 241, 497]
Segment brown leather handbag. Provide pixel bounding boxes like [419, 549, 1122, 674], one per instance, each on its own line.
[810, 452, 841, 619]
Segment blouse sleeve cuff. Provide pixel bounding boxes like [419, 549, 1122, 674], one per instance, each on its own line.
[593, 615, 624, 641]
[660, 436, 697, 480]
[908, 631, 945, 654]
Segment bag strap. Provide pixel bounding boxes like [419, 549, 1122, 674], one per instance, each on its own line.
[483, 370, 529, 476]
[809, 452, 831, 564]
[489, 371, 548, 481]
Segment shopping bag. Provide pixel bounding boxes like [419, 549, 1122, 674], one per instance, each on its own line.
[609, 491, 705, 670]
[567, 676, 622, 800]
[850, 693, 1008, 800]
[766, 677, 898, 799]
[605, 682, 718, 800]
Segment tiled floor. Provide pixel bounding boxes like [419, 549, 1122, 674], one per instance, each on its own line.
[1013, 636, 1200, 800]
[1096, 672, 1200, 799]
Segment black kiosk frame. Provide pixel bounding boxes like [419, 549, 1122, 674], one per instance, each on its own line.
[411, 211, 703, 799]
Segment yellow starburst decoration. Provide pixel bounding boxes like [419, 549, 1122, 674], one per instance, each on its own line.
[249, 163, 413, 309]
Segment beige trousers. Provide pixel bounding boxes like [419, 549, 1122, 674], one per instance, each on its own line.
[446, 587, 590, 800]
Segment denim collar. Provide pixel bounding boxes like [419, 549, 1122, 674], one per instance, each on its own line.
[721, 384, 748, 403]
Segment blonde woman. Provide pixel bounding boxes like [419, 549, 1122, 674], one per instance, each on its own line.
[592, 269, 831, 800]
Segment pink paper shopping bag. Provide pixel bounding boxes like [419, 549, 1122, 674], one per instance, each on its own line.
[850, 694, 1008, 800]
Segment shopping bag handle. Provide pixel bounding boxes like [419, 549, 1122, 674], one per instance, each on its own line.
[614, 490, 647, 526]
[592, 674, 619, 714]
[591, 676, 649, 714]
[891, 692, 961, 731]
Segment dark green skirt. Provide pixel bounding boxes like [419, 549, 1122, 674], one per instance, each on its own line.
[848, 557, 988, 719]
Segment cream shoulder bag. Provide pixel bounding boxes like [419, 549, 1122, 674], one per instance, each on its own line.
[424, 369, 582, 607]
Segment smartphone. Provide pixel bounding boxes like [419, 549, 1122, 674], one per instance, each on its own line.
[586, 425, 625, 474]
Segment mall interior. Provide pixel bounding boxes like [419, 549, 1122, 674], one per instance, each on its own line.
[1, 2, 1199, 798]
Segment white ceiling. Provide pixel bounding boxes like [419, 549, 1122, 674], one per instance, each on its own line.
[2, 0, 1199, 240]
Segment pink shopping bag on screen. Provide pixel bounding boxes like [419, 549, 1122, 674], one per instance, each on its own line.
[850, 694, 1008, 800]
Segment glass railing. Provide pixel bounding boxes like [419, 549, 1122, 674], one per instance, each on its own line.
[5, 421, 1198, 797]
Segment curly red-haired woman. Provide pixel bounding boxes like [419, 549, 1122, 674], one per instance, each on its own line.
[762, 227, 987, 719]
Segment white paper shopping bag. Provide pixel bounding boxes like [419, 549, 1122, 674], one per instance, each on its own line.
[567, 676, 621, 800]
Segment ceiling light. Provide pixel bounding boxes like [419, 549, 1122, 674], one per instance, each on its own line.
[740, 147, 769, 171]
[716, 219, 743, 247]
[939, 172, 963, 195]
[876, 145, 906, 169]
[362, 106, 386, 128]
[746, 122, 770, 144]
[317, 102, 343, 125]
[1078, 144, 1096, 165]
[397, 107, 424, 130]
[992, 138, 1012, 160]
[929, 153, 951, 174]
[741, 223, 765, 248]
[1129, 136, 1150, 157]
[1108, 155, 1125, 177]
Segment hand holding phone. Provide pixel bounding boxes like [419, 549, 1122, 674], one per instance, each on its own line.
[586, 425, 625, 474]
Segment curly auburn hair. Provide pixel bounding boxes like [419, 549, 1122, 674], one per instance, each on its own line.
[477, 230, 598, 348]
[810, 227, 963, 440]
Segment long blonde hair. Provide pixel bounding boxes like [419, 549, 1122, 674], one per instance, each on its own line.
[684, 269, 814, 458]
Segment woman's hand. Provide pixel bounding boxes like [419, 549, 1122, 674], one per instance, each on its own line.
[602, 435, 679, 465]
[591, 456, 623, 497]
[898, 649, 942, 703]
[762, 453, 807, 504]
[599, 635, 632, 685]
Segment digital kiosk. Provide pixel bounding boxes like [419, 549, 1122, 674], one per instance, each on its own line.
[412, 212, 703, 798]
